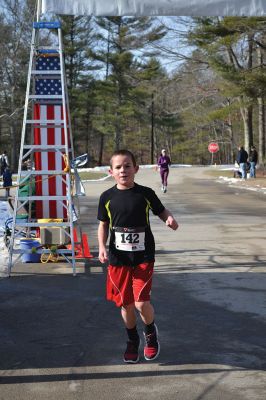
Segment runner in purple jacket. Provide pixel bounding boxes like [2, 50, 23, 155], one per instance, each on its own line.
[157, 149, 171, 193]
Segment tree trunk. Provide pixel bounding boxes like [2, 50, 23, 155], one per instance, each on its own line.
[225, 99, 235, 163]
[114, 115, 122, 151]
[150, 93, 154, 164]
[98, 133, 104, 166]
[114, 85, 122, 150]
[242, 34, 254, 152]
[98, 23, 111, 163]
[240, 105, 253, 151]
[10, 87, 18, 170]
[227, 119, 235, 163]
[10, 122, 17, 170]
[257, 43, 265, 166]
[258, 97, 265, 165]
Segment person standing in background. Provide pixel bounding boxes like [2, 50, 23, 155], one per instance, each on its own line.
[0, 151, 9, 176]
[3, 166, 12, 197]
[237, 146, 248, 180]
[249, 146, 258, 178]
[157, 149, 171, 193]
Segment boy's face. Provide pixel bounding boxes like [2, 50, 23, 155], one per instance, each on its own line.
[109, 154, 139, 189]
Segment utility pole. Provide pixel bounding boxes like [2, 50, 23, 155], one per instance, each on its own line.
[151, 93, 154, 164]
[37, 0, 41, 21]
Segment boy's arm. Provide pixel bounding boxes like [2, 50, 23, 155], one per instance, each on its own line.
[158, 208, 179, 231]
[98, 220, 109, 263]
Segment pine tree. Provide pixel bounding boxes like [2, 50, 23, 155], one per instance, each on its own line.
[93, 17, 166, 152]
[59, 15, 101, 158]
[188, 17, 266, 160]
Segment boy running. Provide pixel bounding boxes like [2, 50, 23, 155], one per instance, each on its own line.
[97, 150, 178, 363]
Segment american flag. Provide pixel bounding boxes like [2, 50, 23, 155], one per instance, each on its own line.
[34, 53, 69, 219]
[35, 55, 62, 96]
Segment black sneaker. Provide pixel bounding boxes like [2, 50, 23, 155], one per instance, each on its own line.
[123, 340, 140, 363]
[143, 324, 160, 361]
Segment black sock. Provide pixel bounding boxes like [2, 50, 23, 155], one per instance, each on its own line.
[126, 326, 139, 342]
[144, 321, 155, 335]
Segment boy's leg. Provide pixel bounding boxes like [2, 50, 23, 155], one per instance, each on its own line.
[132, 263, 160, 361]
[106, 265, 140, 363]
[134, 300, 154, 325]
[135, 300, 160, 361]
[121, 304, 140, 363]
[121, 303, 137, 329]
[107, 265, 134, 307]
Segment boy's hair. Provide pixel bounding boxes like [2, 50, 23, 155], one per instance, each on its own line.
[110, 150, 137, 168]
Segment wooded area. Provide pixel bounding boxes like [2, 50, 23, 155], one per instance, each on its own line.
[0, 0, 265, 168]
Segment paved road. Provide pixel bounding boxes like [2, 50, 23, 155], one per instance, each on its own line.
[0, 167, 266, 399]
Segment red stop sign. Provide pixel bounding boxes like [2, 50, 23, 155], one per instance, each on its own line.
[208, 142, 219, 153]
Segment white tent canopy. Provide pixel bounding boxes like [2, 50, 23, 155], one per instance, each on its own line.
[41, 0, 266, 17]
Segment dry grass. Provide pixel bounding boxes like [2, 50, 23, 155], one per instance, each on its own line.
[78, 171, 108, 180]
[205, 166, 266, 192]
[204, 168, 233, 178]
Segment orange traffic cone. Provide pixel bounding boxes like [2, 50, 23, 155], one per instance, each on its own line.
[67, 229, 93, 259]
[74, 232, 93, 259]
[82, 233, 93, 258]
[67, 228, 78, 252]
[73, 228, 78, 243]
[74, 244, 83, 258]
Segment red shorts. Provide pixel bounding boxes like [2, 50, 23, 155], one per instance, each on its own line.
[106, 262, 154, 307]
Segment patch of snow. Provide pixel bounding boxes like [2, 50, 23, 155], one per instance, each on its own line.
[0, 201, 11, 236]
[217, 176, 266, 195]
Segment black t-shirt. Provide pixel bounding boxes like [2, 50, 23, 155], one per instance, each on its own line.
[97, 183, 165, 266]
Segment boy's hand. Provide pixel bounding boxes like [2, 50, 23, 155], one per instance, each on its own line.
[165, 216, 179, 231]
[98, 248, 108, 264]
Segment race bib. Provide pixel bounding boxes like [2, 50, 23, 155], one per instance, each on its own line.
[113, 227, 145, 252]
